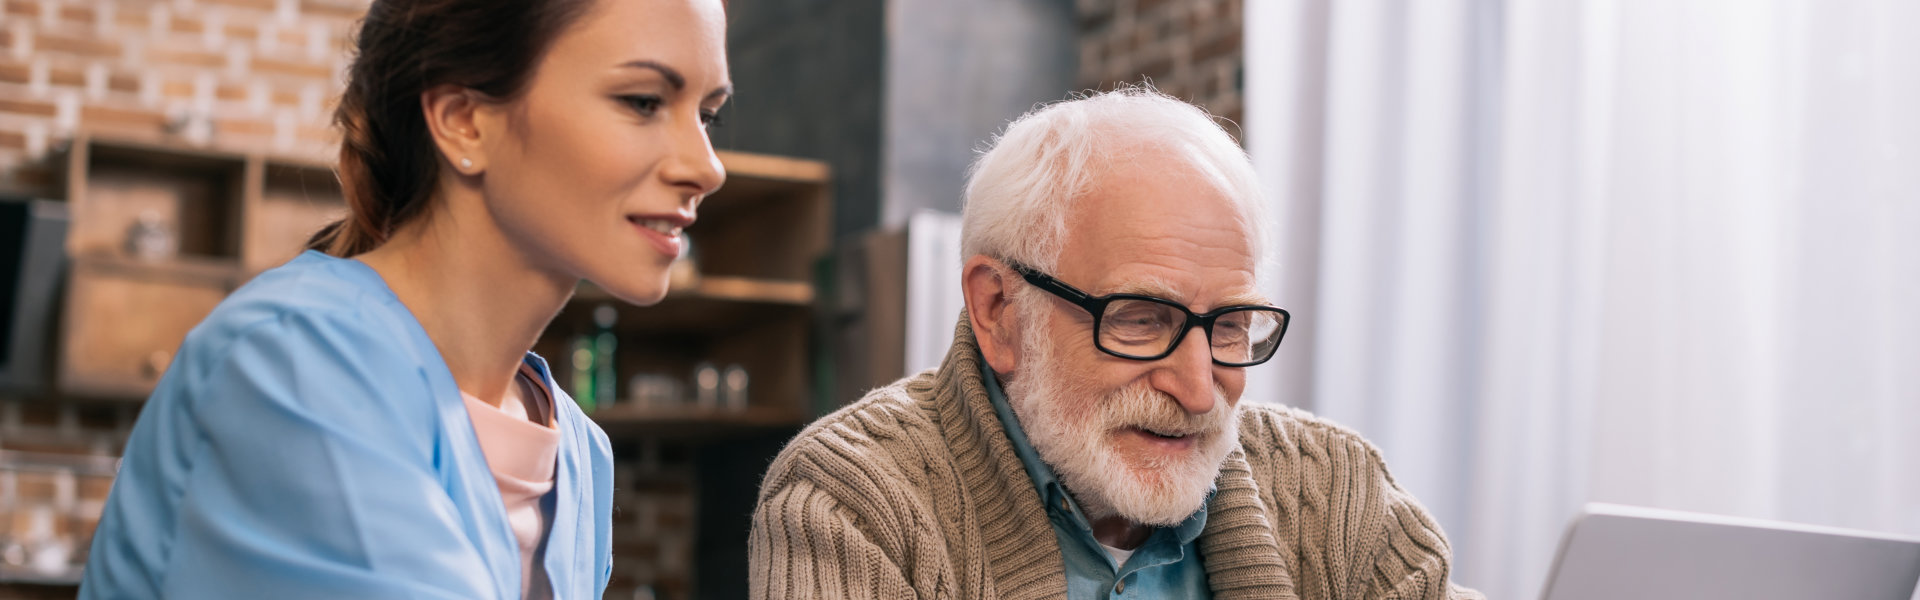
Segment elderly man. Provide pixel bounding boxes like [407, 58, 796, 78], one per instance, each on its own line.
[749, 89, 1481, 599]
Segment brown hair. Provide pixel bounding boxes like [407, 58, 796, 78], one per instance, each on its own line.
[309, 0, 596, 256]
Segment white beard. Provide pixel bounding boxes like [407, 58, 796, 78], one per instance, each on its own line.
[1001, 306, 1240, 526]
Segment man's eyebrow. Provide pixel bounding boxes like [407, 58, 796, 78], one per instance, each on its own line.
[619, 60, 685, 90]
[1107, 278, 1182, 300]
[1217, 291, 1272, 308]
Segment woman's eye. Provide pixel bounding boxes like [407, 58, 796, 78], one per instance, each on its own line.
[700, 109, 725, 128]
[619, 95, 664, 116]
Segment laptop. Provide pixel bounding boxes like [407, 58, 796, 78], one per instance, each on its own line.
[1541, 503, 1920, 600]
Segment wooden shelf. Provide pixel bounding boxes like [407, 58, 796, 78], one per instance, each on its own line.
[565, 278, 812, 338]
[589, 403, 807, 440]
[67, 254, 242, 286]
[682, 276, 813, 304]
[576, 276, 812, 306]
[716, 150, 829, 183]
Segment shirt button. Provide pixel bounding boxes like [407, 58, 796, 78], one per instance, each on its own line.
[1115, 579, 1125, 593]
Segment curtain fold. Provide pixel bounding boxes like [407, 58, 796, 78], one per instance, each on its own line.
[1245, 1, 1920, 597]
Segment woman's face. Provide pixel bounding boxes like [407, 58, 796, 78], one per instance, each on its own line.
[475, 0, 730, 305]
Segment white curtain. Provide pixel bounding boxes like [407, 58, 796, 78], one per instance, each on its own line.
[1242, 1, 1920, 598]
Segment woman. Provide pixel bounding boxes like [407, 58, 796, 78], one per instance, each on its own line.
[80, 0, 729, 597]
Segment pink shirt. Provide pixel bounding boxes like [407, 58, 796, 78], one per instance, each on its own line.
[461, 364, 561, 600]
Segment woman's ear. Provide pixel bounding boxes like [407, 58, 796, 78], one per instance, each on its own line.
[420, 84, 488, 175]
[962, 255, 1021, 376]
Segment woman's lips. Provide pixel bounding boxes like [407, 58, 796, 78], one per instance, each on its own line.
[629, 216, 686, 258]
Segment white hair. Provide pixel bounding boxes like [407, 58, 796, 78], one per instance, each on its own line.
[959, 85, 1272, 287]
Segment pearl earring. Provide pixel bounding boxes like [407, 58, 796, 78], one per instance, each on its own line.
[460, 158, 473, 169]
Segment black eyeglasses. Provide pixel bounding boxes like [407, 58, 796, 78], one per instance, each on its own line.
[1008, 262, 1290, 367]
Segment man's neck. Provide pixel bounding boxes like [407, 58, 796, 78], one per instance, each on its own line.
[1089, 513, 1154, 550]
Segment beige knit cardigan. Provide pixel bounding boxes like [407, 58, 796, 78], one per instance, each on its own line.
[750, 317, 1484, 600]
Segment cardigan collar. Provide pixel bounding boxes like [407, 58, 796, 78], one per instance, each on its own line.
[920, 315, 1298, 599]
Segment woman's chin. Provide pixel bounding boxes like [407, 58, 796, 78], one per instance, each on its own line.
[592, 277, 670, 307]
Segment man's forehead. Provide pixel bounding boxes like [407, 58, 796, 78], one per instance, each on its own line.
[1097, 271, 1268, 309]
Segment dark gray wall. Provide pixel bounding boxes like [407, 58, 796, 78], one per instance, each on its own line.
[719, 0, 887, 239]
[882, 0, 1077, 226]
[721, 0, 1076, 240]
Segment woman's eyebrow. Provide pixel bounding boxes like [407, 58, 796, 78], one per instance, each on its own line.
[621, 60, 730, 102]
[618, 60, 685, 89]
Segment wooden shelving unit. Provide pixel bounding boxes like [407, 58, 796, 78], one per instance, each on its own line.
[46, 138, 833, 599]
[57, 135, 346, 400]
[57, 136, 834, 436]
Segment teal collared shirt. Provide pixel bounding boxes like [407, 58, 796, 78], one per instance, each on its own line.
[981, 358, 1212, 599]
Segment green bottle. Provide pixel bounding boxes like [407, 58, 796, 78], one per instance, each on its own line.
[570, 335, 596, 412]
[592, 304, 618, 409]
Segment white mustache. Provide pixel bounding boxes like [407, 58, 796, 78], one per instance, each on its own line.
[1094, 383, 1230, 441]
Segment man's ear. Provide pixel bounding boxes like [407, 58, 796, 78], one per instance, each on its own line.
[962, 255, 1021, 376]
[420, 84, 489, 174]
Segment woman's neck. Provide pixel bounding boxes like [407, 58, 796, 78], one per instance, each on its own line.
[355, 187, 575, 408]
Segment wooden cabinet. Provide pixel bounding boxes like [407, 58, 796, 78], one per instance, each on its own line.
[57, 136, 345, 399]
[58, 258, 235, 398]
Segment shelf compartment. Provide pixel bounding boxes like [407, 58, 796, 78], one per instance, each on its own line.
[57, 257, 239, 400]
[63, 137, 248, 262]
[695, 151, 831, 282]
[243, 159, 346, 274]
[588, 403, 807, 441]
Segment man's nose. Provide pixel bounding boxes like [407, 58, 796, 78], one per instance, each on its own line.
[1151, 326, 1217, 415]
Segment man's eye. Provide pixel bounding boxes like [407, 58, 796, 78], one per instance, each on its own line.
[620, 95, 664, 116]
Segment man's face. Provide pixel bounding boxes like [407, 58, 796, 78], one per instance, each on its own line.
[1002, 151, 1261, 526]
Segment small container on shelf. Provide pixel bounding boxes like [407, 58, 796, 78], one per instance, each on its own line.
[123, 209, 178, 262]
[691, 362, 720, 410]
[721, 364, 749, 412]
[626, 373, 682, 410]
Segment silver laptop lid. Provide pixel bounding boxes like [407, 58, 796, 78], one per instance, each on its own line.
[1541, 503, 1920, 600]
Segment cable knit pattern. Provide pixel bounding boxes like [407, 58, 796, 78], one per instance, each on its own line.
[750, 316, 1483, 600]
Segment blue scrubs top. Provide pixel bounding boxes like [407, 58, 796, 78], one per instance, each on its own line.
[80, 250, 614, 600]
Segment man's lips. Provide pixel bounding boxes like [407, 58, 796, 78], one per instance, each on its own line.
[1120, 425, 1199, 452]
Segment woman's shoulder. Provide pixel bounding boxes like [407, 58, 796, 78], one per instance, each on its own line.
[207, 251, 403, 328]
[174, 251, 432, 381]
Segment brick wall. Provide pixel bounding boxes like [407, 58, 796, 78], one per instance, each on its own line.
[1076, 0, 1245, 136]
[0, 0, 359, 194]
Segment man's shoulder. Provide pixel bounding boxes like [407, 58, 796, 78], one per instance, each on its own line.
[761, 370, 946, 492]
[796, 370, 942, 447]
[1234, 402, 1390, 469]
